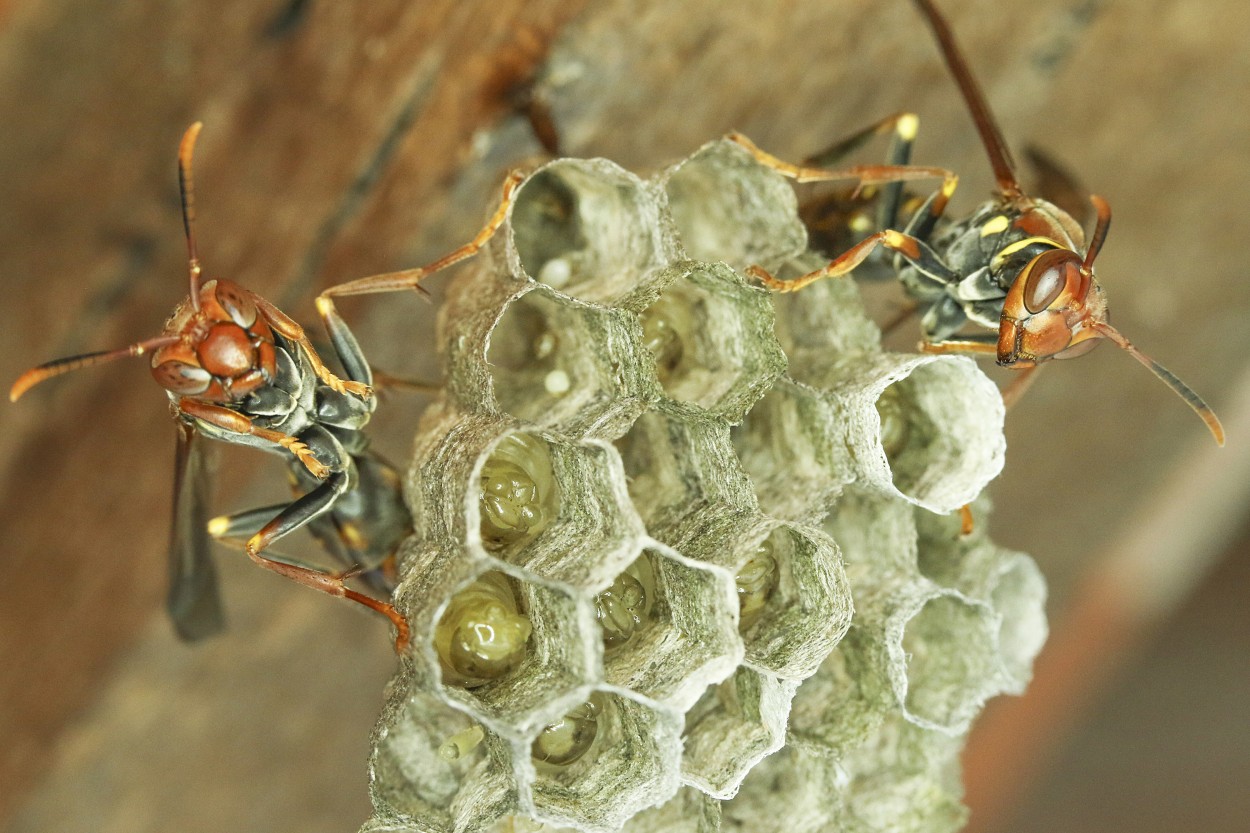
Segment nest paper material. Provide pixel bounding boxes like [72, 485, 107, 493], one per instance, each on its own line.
[362, 139, 1046, 833]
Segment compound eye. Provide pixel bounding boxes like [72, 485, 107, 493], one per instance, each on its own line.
[215, 280, 258, 328]
[153, 360, 212, 395]
[1022, 249, 1079, 314]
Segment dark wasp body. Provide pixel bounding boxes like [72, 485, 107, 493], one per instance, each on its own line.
[730, 0, 1223, 444]
[11, 123, 410, 650]
[198, 306, 411, 633]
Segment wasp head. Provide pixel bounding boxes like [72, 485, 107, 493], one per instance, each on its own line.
[997, 246, 1105, 366]
[995, 195, 1223, 445]
[150, 278, 278, 403]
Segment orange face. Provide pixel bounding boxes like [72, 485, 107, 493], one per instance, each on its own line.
[996, 248, 1105, 367]
[150, 279, 277, 403]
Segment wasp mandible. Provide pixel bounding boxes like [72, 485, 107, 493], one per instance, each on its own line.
[10, 123, 411, 651]
[729, 0, 1223, 445]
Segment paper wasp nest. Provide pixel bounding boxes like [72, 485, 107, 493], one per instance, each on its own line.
[363, 140, 1045, 833]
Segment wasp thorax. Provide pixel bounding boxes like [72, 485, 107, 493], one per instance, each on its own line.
[875, 383, 913, 461]
[478, 434, 559, 551]
[434, 572, 532, 688]
[531, 696, 603, 768]
[736, 536, 780, 632]
[596, 557, 657, 651]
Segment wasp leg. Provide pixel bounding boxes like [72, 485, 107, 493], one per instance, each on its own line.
[369, 366, 443, 395]
[918, 339, 1045, 411]
[209, 501, 397, 595]
[727, 131, 957, 219]
[318, 170, 526, 302]
[207, 503, 285, 539]
[179, 399, 331, 479]
[309, 292, 373, 387]
[917, 338, 997, 356]
[241, 473, 410, 652]
[1001, 364, 1045, 410]
[751, 227, 958, 292]
[249, 292, 371, 399]
[959, 504, 975, 536]
[209, 504, 357, 579]
[729, 133, 959, 291]
[805, 112, 918, 167]
[804, 112, 919, 232]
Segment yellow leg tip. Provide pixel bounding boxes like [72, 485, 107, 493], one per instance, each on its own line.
[897, 113, 920, 142]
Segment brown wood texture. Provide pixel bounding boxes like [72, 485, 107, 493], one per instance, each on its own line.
[0, 1, 590, 826]
[0, 1, 1247, 831]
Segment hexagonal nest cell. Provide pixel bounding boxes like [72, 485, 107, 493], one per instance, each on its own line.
[509, 159, 666, 305]
[525, 690, 683, 830]
[366, 138, 1046, 832]
[485, 286, 656, 437]
[636, 262, 786, 420]
[594, 547, 742, 710]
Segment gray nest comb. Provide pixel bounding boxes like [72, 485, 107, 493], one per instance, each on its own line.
[362, 139, 1048, 833]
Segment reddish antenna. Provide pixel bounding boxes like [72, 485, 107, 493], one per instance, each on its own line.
[9, 336, 180, 402]
[7, 127, 208, 402]
[179, 121, 205, 311]
[1092, 322, 1225, 446]
[1075, 196, 1223, 445]
[911, 0, 1022, 197]
[1082, 194, 1112, 269]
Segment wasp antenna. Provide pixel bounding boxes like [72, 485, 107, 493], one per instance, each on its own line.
[911, 0, 1021, 197]
[1093, 322, 1225, 446]
[10, 335, 181, 402]
[1082, 194, 1112, 269]
[178, 122, 205, 309]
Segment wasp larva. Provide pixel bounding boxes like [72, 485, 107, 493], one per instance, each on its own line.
[438, 724, 485, 762]
[434, 572, 532, 688]
[595, 557, 657, 651]
[479, 434, 559, 550]
[640, 298, 687, 384]
[736, 535, 780, 632]
[531, 696, 603, 768]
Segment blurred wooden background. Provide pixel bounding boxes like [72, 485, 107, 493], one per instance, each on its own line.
[0, 1, 1247, 831]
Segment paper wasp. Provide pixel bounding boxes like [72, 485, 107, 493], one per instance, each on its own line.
[10, 123, 411, 650]
[729, 0, 1224, 445]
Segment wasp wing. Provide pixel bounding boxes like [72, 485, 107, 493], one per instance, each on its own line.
[1024, 145, 1094, 229]
[166, 421, 225, 640]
